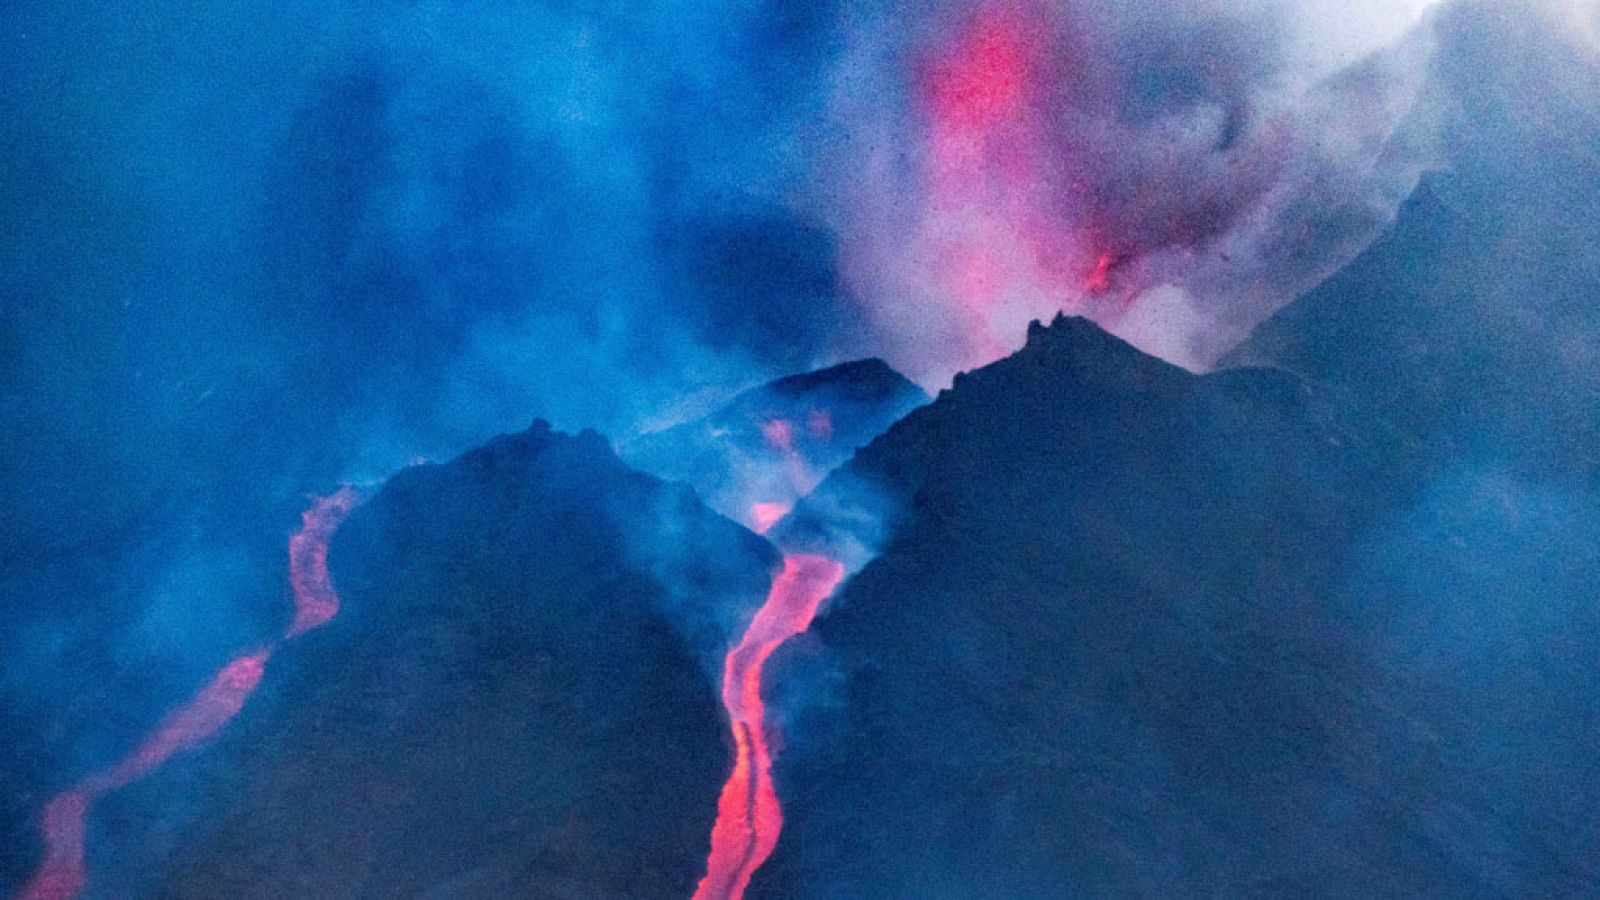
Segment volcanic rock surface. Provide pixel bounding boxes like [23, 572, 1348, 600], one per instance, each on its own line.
[622, 358, 928, 521]
[752, 307, 1600, 898]
[93, 421, 777, 898]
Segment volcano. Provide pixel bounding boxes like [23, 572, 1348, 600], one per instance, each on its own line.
[744, 7, 1600, 894]
[8, 2, 1600, 897]
[748, 308, 1600, 897]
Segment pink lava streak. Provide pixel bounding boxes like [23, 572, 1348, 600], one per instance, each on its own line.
[694, 554, 846, 900]
[749, 503, 791, 536]
[97, 651, 269, 789]
[760, 418, 796, 455]
[20, 651, 270, 900]
[287, 487, 361, 637]
[20, 490, 358, 900]
[21, 792, 90, 900]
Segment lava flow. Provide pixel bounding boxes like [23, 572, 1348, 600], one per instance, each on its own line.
[20, 488, 359, 900]
[286, 487, 361, 636]
[693, 553, 847, 900]
[695, 403, 854, 899]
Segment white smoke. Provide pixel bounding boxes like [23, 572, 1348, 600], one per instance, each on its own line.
[813, 0, 1454, 386]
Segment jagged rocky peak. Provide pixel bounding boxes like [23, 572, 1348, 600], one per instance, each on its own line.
[1025, 312, 1171, 368]
[754, 269, 1600, 899]
[771, 312, 1338, 567]
[335, 415, 776, 640]
[763, 357, 915, 398]
[943, 313, 1189, 409]
[371, 418, 661, 535]
[454, 417, 610, 469]
[704, 357, 928, 437]
[621, 358, 929, 524]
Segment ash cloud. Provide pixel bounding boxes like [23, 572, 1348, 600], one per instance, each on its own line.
[811, 0, 1449, 380]
[4, 0, 1598, 891]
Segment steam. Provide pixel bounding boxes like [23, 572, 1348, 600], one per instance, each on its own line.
[813, 0, 1445, 380]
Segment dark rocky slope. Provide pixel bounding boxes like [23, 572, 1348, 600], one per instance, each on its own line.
[751, 313, 1600, 898]
[1227, 0, 1600, 477]
[622, 359, 927, 519]
[90, 422, 776, 899]
[749, 7, 1600, 895]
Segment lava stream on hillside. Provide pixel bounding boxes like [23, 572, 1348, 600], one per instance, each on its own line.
[692, 406, 859, 900]
[693, 553, 847, 900]
[20, 488, 360, 900]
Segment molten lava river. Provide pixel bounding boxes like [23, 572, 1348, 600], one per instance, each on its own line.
[21, 489, 359, 900]
[693, 409, 849, 900]
[693, 553, 845, 900]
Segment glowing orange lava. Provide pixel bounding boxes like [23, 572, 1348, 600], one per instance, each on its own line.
[21, 490, 358, 900]
[749, 502, 791, 536]
[805, 409, 833, 441]
[1085, 251, 1114, 293]
[760, 418, 796, 455]
[693, 553, 847, 900]
[287, 486, 361, 637]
